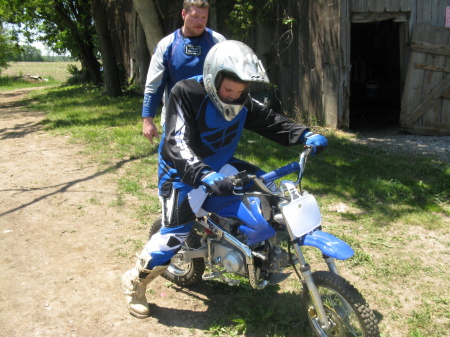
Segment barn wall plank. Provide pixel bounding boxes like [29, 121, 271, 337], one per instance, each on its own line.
[415, 63, 450, 73]
[373, 0, 387, 12]
[431, 0, 450, 27]
[430, 1, 441, 26]
[340, 0, 351, 127]
[348, 2, 450, 37]
[310, 0, 326, 124]
[403, 76, 450, 124]
[400, 0, 412, 12]
[416, 1, 432, 25]
[442, 26, 450, 125]
[296, 0, 316, 122]
[416, 22, 431, 128]
[385, 0, 394, 11]
[351, 0, 363, 12]
[400, 24, 430, 127]
[422, 25, 448, 127]
[399, 22, 409, 93]
[411, 41, 450, 56]
[350, 0, 418, 13]
[407, 0, 417, 32]
[437, 1, 450, 26]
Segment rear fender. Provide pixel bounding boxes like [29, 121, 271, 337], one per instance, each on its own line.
[302, 231, 354, 260]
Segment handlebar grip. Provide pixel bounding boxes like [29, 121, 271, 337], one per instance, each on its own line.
[259, 162, 300, 184]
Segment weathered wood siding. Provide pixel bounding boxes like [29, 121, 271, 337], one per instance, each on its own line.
[351, 0, 412, 12]
[250, 0, 346, 127]
[400, 24, 450, 135]
[140, 0, 450, 134]
[248, 0, 450, 132]
[351, 0, 450, 28]
[347, 0, 450, 135]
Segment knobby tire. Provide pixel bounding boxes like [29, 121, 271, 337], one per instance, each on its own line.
[301, 271, 380, 337]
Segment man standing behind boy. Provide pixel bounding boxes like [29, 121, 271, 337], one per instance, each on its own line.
[142, 0, 226, 144]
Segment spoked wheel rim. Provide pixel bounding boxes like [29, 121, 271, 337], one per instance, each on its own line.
[167, 256, 193, 277]
[307, 286, 365, 337]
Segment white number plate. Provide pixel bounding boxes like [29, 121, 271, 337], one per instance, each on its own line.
[281, 191, 321, 237]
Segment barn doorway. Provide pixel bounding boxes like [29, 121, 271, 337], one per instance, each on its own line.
[349, 20, 402, 131]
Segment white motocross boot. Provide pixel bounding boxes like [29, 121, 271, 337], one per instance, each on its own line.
[121, 251, 169, 318]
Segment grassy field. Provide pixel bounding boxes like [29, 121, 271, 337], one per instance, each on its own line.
[13, 85, 450, 336]
[1, 61, 81, 84]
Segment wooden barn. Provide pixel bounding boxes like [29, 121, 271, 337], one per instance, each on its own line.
[256, 0, 450, 135]
[139, 1, 449, 135]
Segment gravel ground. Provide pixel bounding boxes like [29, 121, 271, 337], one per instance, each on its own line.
[344, 127, 450, 166]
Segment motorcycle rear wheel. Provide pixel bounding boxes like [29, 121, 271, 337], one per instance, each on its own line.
[148, 217, 205, 286]
[301, 271, 380, 337]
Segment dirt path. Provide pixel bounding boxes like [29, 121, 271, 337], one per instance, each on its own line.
[0, 88, 212, 337]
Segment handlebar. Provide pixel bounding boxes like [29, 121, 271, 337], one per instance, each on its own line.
[259, 162, 300, 184]
[230, 146, 312, 196]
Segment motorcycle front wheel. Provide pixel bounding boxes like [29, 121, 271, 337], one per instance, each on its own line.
[301, 271, 380, 337]
[149, 217, 205, 286]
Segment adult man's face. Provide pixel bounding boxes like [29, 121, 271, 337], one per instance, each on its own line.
[182, 6, 209, 37]
[217, 78, 247, 104]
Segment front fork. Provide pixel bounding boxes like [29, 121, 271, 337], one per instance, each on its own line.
[323, 254, 340, 275]
[291, 241, 334, 331]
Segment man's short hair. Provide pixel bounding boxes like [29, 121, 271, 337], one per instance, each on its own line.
[183, 0, 209, 12]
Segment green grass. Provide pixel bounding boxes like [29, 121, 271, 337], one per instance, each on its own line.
[1, 61, 81, 83]
[201, 281, 308, 336]
[17, 84, 450, 336]
[0, 75, 59, 90]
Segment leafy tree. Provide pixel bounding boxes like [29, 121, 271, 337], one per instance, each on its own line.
[13, 45, 44, 62]
[0, 23, 18, 73]
[0, 0, 102, 84]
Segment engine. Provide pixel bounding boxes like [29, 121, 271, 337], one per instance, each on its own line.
[210, 240, 246, 275]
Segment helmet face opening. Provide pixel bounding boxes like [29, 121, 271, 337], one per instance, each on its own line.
[215, 70, 250, 102]
[203, 40, 269, 121]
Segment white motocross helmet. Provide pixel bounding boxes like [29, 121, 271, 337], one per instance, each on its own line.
[203, 40, 269, 121]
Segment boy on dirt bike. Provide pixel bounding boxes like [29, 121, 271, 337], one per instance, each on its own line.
[122, 40, 328, 318]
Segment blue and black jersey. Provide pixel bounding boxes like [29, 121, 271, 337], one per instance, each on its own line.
[158, 76, 309, 197]
[142, 28, 226, 118]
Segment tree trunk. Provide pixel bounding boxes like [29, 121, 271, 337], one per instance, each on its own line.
[131, 10, 150, 90]
[132, 0, 164, 55]
[91, 0, 122, 96]
[53, 0, 103, 85]
[77, 40, 102, 85]
[107, 0, 129, 79]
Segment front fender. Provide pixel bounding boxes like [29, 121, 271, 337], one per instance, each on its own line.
[302, 231, 354, 260]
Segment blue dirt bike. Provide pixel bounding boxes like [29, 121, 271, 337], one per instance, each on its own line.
[149, 146, 380, 336]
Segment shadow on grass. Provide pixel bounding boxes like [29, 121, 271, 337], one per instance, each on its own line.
[20, 84, 450, 227]
[148, 278, 384, 336]
[236, 131, 449, 227]
[151, 280, 310, 336]
[32, 85, 143, 128]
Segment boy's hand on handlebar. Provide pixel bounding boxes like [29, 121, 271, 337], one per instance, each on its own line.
[201, 172, 235, 196]
[304, 132, 328, 156]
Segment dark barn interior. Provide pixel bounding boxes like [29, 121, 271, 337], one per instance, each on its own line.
[349, 20, 402, 131]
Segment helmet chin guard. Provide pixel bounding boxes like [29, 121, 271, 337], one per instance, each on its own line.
[203, 40, 269, 121]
